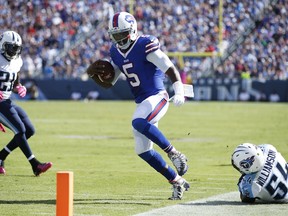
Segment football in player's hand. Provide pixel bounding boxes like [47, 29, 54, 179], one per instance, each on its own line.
[87, 59, 115, 83]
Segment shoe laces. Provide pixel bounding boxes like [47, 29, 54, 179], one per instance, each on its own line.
[169, 178, 189, 200]
[169, 152, 187, 167]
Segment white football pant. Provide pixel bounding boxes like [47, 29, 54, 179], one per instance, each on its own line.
[132, 91, 169, 155]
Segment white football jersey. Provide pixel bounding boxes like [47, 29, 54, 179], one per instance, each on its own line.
[238, 144, 288, 202]
[0, 54, 23, 99]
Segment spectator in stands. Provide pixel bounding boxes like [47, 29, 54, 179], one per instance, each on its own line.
[0, 0, 286, 81]
[241, 66, 262, 101]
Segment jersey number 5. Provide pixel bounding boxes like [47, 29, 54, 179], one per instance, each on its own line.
[122, 63, 140, 87]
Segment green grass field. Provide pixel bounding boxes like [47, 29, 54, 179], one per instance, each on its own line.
[0, 101, 287, 216]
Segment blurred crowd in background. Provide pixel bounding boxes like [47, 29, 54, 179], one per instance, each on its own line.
[1, 0, 287, 82]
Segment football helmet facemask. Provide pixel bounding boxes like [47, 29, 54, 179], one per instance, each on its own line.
[231, 143, 265, 174]
[0, 31, 22, 60]
[108, 12, 137, 49]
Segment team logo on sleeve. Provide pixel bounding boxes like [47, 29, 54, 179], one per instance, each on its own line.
[240, 156, 255, 169]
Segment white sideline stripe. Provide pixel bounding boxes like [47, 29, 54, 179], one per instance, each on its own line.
[133, 191, 288, 216]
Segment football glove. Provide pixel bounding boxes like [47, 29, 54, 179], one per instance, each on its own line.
[16, 85, 27, 98]
[172, 81, 185, 107]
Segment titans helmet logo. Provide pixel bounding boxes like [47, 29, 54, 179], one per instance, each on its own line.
[240, 156, 255, 169]
[125, 15, 135, 24]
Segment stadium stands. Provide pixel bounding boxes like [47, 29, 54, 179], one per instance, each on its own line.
[1, 0, 287, 81]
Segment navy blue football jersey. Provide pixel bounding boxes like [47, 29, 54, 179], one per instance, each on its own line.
[110, 35, 166, 103]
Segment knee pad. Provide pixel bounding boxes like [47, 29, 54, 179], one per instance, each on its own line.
[132, 118, 149, 133]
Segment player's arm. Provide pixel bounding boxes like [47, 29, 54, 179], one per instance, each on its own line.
[12, 72, 21, 93]
[110, 61, 122, 85]
[240, 193, 256, 203]
[147, 49, 185, 106]
[237, 174, 257, 203]
[12, 72, 27, 97]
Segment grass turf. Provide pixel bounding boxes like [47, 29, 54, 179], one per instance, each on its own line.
[0, 101, 287, 216]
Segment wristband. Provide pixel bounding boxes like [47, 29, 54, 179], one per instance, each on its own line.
[172, 81, 184, 96]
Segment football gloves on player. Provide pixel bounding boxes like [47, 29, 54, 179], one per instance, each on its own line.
[172, 81, 185, 106]
[0, 85, 26, 99]
[16, 85, 27, 98]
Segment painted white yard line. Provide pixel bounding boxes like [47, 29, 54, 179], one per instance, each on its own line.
[134, 191, 288, 216]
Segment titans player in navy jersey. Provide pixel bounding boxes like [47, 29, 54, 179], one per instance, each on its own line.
[0, 31, 52, 176]
[91, 12, 189, 200]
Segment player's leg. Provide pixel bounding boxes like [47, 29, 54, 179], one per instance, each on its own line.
[133, 129, 176, 181]
[14, 104, 35, 139]
[0, 104, 36, 160]
[0, 101, 35, 161]
[133, 129, 189, 199]
[13, 104, 52, 176]
[0, 100, 14, 174]
[0, 101, 52, 175]
[132, 92, 171, 150]
[132, 91, 188, 176]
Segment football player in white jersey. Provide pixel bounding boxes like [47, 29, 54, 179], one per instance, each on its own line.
[0, 30, 52, 176]
[89, 12, 189, 200]
[232, 143, 288, 203]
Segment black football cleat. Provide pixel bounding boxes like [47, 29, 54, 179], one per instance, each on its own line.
[33, 162, 52, 176]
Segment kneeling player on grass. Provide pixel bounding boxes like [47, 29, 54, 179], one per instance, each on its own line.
[87, 12, 189, 200]
[231, 143, 288, 203]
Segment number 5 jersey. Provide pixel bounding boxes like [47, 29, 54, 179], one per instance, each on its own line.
[238, 144, 288, 203]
